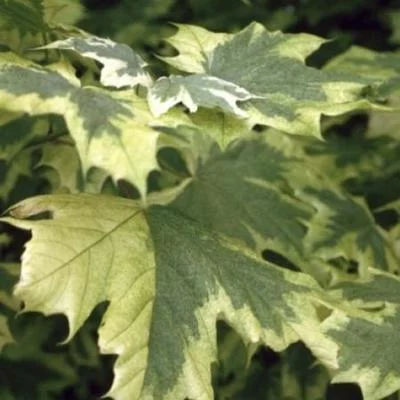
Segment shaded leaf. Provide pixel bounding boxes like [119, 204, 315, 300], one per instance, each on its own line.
[325, 46, 400, 85]
[36, 136, 82, 193]
[233, 343, 329, 400]
[172, 137, 397, 282]
[0, 0, 45, 35]
[43, 0, 84, 26]
[0, 114, 49, 204]
[0, 55, 159, 197]
[0, 263, 20, 351]
[302, 187, 399, 275]
[171, 139, 317, 275]
[189, 108, 251, 149]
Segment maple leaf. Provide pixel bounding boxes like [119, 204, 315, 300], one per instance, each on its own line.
[0, 0, 45, 35]
[325, 46, 400, 140]
[148, 74, 256, 117]
[0, 54, 159, 197]
[301, 187, 399, 275]
[325, 46, 400, 85]
[0, 0, 84, 36]
[171, 138, 398, 283]
[188, 108, 251, 149]
[324, 271, 400, 400]
[162, 22, 379, 137]
[41, 35, 152, 88]
[36, 135, 82, 194]
[2, 194, 337, 400]
[36, 137, 116, 195]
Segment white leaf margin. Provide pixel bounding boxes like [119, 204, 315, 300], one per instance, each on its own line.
[147, 74, 260, 118]
[40, 36, 152, 88]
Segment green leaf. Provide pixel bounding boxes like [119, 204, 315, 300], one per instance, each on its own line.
[303, 135, 398, 184]
[36, 136, 82, 193]
[1, 302, 113, 399]
[36, 137, 117, 196]
[234, 343, 329, 400]
[0, 0, 84, 37]
[213, 328, 330, 400]
[0, 55, 159, 197]
[66, 87, 160, 198]
[162, 22, 377, 137]
[162, 23, 229, 74]
[2, 194, 336, 400]
[189, 108, 252, 149]
[0, 0, 46, 35]
[326, 48, 400, 140]
[171, 140, 316, 272]
[324, 271, 400, 399]
[388, 10, 400, 45]
[302, 187, 399, 275]
[42, 0, 84, 26]
[148, 74, 256, 117]
[1, 312, 76, 399]
[42, 35, 152, 88]
[0, 114, 49, 204]
[325, 46, 400, 84]
[0, 263, 20, 351]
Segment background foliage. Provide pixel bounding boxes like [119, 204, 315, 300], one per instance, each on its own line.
[0, 0, 400, 399]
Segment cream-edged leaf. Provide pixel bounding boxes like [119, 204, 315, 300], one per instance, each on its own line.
[162, 23, 229, 74]
[42, 36, 152, 88]
[189, 108, 252, 149]
[324, 272, 400, 400]
[0, 55, 159, 197]
[2, 194, 337, 400]
[162, 22, 379, 137]
[148, 74, 257, 117]
[172, 137, 399, 284]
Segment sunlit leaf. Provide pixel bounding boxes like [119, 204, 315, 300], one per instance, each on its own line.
[148, 74, 256, 117]
[162, 22, 378, 137]
[2, 194, 337, 400]
[42, 35, 152, 88]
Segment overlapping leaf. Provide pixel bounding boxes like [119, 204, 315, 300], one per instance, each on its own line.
[325, 46, 400, 89]
[239, 344, 329, 400]
[1, 13, 400, 400]
[42, 35, 152, 88]
[0, 312, 77, 399]
[171, 139, 317, 273]
[148, 74, 256, 117]
[0, 0, 45, 35]
[42, 0, 84, 26]
[162, 22, 379, 137]
[171, 138, 398, 282]
[0, 114, 49, 204]
[36, 138, 117, 195]
[188, 108, 251, 149]
[300, 187, 399, 275]
[323, 271, 400, 399]
[214, 331, 330, 400]
[0, 54, 159, 197]
[2, 194, 337, 400]
[0, 0, 84, 60]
